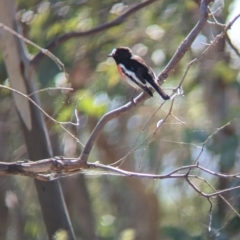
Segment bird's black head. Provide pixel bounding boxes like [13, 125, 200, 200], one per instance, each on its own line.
[108, 47, 132, 63]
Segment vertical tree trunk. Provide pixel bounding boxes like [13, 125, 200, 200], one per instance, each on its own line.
[0, 1, 76, 239]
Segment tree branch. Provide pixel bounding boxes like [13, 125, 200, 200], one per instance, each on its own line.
[79, 92, 150, 162]
[226, 33, 240, 57]
[156, 0, 212, 84]
[0, 158, 204, 180]
[78, 8, 240, 164]
[31, 0, 156, 67]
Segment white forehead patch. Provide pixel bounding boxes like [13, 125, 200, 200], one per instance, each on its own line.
[110, 48, 117, 56]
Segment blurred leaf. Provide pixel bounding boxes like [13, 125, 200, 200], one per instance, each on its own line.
[213, 61, 237, 83]
[24, 219, 40, 238]
[75, 90, 107, 117]
[161, 226, 192, 240]
[118, 228, 136, 240]
[53, 229, 69, 240]
[184, 128, 209, 143]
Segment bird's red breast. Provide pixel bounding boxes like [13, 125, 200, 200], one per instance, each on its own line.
[117, 65, 126, 79]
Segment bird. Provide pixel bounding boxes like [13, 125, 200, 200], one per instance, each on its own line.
[108, 47, 170, 100]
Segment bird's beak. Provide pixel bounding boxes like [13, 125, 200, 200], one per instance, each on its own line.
[108, 53, 113, 57]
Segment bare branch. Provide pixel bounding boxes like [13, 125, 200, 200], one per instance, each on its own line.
[0, 22, 66, 73]
[156, 0, 213, 84]
[201, 178, 240, 219]
[226, 33, 240, 57]
[0, 84, 84, 147]
[177, 13, 240, 90]
[1, 156, 240, 212]
[1, 157, 240, 185]
[79, 93, 149, 163]
[0, 157, 87, 180]
[111, 99, 172, 167]
[28, 87, 73, 97]
[207, 197, 213, 232]
[194, 120, 234, 163]
[0, 157, 197, 180]
[198, 165, 240, 179]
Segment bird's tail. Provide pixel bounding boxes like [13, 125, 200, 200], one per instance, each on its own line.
[153, 83, 170, 100]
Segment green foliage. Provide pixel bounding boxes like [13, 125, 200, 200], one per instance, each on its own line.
[74, 90, 107, 117]
[161, 226, 193, 240]
[24, 218, 42, 238]
[213, 61, 237, 83]
[1, 0, 239, 239]
[53, 229, 69, 240]
[184, 128, 209, 144]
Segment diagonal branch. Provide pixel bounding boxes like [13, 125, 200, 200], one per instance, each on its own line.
[0, 84, 84, 147]
[156, 0, 213, 84]
[78, 1, 223, 165]
[176, 13, 240, 90]
[226, 33, 240, 57]
[31, 0, 156, 67]
[79, 92, 149, 162]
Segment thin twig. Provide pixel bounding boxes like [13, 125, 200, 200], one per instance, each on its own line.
[178, 14, 240, 89]
[226, 33, 240, 57]
[79, 92, 149, 162]
[156, 0, 212, 84]
[0, 22, 66, 74]
[0, 84, 84, 147]
[114, 99, 175, 167]
[28, 87, 73, 97]
[194, 120, 235, 163]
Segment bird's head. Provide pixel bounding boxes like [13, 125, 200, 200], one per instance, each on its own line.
[108, 47, 132, 63]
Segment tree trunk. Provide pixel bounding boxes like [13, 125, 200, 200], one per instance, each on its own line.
[0, 1, 75, 239]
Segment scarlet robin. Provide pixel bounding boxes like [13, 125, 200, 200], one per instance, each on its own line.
[108, 47, 170, 100]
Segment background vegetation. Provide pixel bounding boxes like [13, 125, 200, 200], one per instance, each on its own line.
[0, 0, 240, 239]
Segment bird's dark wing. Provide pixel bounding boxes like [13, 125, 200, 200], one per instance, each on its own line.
[119, 64, 153, 96]
[131, 55, 170, 100]
[130, 55, 156, 85]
